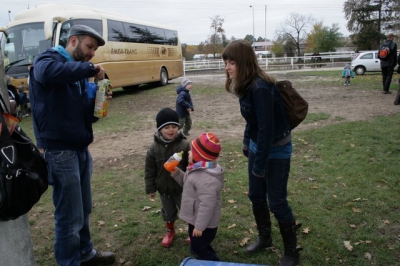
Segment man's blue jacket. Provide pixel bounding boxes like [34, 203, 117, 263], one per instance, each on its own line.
[29, 48, 98, 151]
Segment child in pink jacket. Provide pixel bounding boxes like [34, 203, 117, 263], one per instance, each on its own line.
[171, 132, 224, 261]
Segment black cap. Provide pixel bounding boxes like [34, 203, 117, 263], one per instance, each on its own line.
[68, 25, 105, 46]
[156, 108, 180, 131]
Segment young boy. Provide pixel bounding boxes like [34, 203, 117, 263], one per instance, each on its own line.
[171, 132, 224, 261]
[144, 107, 191, 248]
[176, 78, 194, 136]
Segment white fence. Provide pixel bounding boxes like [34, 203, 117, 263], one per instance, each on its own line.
[184, 51, 356, 73]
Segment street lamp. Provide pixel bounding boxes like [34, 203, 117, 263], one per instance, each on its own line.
[265, 5, 267, 53]
[250, 5, 255, 47]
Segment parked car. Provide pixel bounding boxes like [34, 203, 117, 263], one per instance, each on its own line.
[351, 50, 399, 75]
[351, 51, 380, 75]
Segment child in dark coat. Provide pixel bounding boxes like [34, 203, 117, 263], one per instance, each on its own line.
[144, 108, 191, 248]
[176, 78, 194, 136]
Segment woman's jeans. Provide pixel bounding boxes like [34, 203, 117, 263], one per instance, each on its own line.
[248, 151, 295, 223]
[44, 149, 94, 266]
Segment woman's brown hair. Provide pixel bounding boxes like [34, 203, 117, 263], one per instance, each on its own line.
[222, 39, 275, 98]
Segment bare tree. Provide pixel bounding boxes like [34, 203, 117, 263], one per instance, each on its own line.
[276, 13, 315, 56]
[204, 15, 226, 58]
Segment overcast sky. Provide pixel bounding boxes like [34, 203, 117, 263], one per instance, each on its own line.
[0, 0, 349, 45]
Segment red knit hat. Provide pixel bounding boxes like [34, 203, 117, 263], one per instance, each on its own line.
[191, 132, 221, 162]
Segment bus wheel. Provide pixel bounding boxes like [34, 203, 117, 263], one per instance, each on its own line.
[123, 85, 140, 91]
[159, 68, 168, 86]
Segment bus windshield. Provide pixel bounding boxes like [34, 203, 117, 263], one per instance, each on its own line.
[4, 22, 50, 66]
[3, 22, 52, 82]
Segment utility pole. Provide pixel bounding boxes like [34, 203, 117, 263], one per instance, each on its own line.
[0, 39, 35, 266]
[250, 5, 255, 47]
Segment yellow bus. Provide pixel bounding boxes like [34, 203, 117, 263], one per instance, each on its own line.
[0, 4, 183, 90]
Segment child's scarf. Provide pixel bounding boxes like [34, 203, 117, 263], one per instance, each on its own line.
[188, 161, 214, 170]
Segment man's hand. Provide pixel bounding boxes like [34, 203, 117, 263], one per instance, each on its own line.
[94, 64, 105, 79]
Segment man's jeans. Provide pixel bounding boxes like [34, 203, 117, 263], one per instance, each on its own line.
[247, 152, 295, 223]
[44, 149, 94, 266]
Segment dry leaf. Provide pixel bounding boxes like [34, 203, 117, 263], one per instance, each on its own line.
[310, 186, 318, 189]
[350, 143, 355, 147]
[240, 237, 250, 246]
[149, 198, 155, 202]
[227, 223, 236, 229]
[352, 207, 362, 213]
[364, 253, 372, 260]
[97, 221, 106, 227]
[350, 224, 357, 229]
[303, 227, 310, 234]
[383, 220, 390, 225]
[243, 191, 248, 195]
[228, 199, 237, 204]
[343, 241, 353, 251]
[142, 206, 151, 211]
[249, 229, 254, 234]
[333, 195, 337, 198]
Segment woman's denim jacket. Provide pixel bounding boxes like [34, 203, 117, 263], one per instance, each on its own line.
[239, 77, 291, 177]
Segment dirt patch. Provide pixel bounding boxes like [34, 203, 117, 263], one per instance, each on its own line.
[89, 71, 400, 162]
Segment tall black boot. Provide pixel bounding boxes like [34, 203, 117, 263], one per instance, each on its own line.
[278, 221, 303, 266]
[246, 206, 273, 254]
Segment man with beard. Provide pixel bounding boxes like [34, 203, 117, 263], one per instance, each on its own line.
[29, 25, 115, 266]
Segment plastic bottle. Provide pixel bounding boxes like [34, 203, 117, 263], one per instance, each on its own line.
[164, 151, 183, 172]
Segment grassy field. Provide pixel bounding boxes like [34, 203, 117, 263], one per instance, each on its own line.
[21, 70, 400, 266]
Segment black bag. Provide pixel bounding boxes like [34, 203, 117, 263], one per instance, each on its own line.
[0, 94, 48, 221]
[276, 80, 309, 130]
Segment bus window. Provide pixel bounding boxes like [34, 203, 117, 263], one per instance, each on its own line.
[108, 20, 127, 42]
[123, 23, 146, 43]
[164, 30, 178, 46]
[145, 26, 165, 45]
[59, 19, 103, 47]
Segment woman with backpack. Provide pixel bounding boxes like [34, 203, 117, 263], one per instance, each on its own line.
[222, 39, 301, 266]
